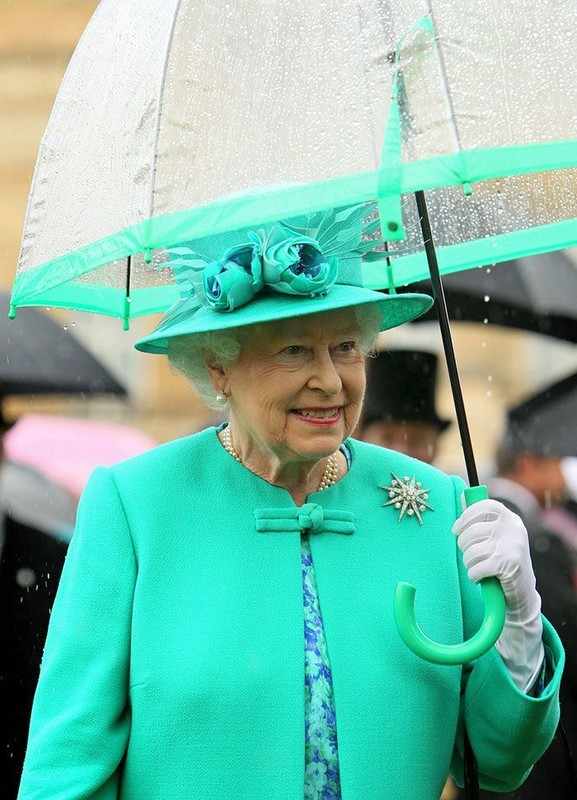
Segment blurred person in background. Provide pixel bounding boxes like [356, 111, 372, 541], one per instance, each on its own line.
[454, 399, 577, 799]
[358, 348, 451, 465]
[494, 370, 577, 585]
[541, 489, 577, 582]
[0, 401, 70, 799]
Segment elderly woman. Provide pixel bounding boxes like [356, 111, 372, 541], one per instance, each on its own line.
[18, 205, 562, 800]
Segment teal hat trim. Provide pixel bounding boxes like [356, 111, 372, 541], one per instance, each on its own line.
[135, 285, 433, 354]
[135, 203, 433, 354]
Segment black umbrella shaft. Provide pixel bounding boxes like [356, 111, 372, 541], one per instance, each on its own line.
[414, 190, 480, 487]
[124, 256, 132, 331]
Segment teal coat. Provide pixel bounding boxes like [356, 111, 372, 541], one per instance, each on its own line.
[18, 429, 563, 799]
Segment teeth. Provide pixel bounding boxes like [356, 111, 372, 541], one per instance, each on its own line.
[297, 408, 338, 419]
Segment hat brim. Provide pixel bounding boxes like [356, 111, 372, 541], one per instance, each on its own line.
[134, 286, 434, 355]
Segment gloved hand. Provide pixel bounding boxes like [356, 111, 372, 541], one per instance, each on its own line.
[452, 498, 544, 692]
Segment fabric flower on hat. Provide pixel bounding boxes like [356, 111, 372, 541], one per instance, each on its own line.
[202, 239, 264, 312]
[261, 226, 338, 297]
[166, 202, 390, 317]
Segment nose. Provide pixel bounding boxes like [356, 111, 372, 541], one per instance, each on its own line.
[307, 350, 343, 395]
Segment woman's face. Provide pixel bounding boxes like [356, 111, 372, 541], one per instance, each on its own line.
[360, 420, 440, 465]
[210, 308, 368, 465]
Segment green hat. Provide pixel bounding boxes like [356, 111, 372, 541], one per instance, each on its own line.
[135, 203, 433, 354]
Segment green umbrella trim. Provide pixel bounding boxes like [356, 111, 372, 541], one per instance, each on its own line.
[10, 283, 180, 320]
[363, 216, 577, 289]
[10, 139, 577, 319]
[11, 215, 577, 323]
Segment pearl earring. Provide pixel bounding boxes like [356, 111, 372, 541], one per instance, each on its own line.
[215, 392, 228, 407]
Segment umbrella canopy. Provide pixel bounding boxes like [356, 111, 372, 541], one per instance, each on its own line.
[0, 460, 77, 541]
[3, 414, 158, 501]
[0, 290, 126, 396]
[9, 0, 577, 324]
[404, 250, 577, 342]
[503, 369, 577, 459]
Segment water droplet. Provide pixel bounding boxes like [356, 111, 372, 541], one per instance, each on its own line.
[16, 567, 37, 588]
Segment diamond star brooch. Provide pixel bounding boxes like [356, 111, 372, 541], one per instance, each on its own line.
[380, 472, 434, 525]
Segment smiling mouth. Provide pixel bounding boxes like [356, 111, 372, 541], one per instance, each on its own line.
[292, 407, 341, 420]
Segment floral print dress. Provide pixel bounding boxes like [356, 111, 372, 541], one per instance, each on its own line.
[302, 533, 342, 799]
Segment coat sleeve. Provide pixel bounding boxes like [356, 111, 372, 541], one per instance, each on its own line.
[18, 467, 135, 800]
[448, 476, 565, 793]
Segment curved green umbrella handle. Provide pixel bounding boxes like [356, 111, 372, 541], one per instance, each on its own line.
[393, 485, 507, 665]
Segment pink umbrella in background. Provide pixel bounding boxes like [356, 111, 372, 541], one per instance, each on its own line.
[3, 414, 158, 503]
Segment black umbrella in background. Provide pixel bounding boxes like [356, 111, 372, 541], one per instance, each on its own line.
[401, 250, 577, 342]
[504, 369, 577, 458]
[0, 291, 126, 397]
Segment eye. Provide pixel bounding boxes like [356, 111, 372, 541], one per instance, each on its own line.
[283, 345, 305, 355]
[336, 340, 357, 353]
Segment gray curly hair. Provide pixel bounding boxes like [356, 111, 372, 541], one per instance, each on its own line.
[167, 305, 381, 409]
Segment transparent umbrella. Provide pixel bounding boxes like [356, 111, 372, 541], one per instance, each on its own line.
[9, 0, 577, 327]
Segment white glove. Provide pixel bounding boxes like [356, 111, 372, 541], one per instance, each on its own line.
[452, 498, 544, 692]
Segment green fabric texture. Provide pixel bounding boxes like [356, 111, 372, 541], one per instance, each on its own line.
[134, 286, 433, 355]
[450, 622, 563, 791]
[18, 430, 562, 799]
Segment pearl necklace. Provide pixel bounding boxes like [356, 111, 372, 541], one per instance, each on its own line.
[221, 425, 339, 491]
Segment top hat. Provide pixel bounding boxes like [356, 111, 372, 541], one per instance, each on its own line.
[135, 203, 432, 354]
[362, 349, 451, 432]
